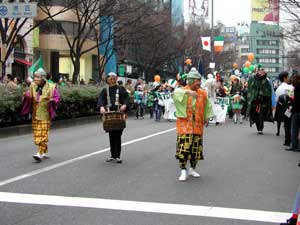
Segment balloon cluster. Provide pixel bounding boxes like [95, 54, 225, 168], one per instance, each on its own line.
[242, 53, 255, 74]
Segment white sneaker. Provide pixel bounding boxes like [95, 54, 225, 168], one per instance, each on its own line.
[42, 152, 50, 158]
[178, 169, 187, 181]
[33, 153, 43, 162]
[188, 168, 200, 178]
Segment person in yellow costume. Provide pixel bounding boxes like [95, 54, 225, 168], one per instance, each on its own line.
[21, 68, 60, 162]
[173, 68, 214, 181]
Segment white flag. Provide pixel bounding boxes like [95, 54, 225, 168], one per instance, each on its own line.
[201, 37, 211, 52]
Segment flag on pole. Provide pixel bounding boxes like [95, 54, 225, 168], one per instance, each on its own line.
[201, 37, 211, 51]
[214, 36, 224, 53]
[28, 56, 44, 75]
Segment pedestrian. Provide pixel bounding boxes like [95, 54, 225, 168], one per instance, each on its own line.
[97, 72, 129, 163]
[173, 67, 214, 181]
[230, 91, 245, 124]
[125, 79, 134, 95]
[286, 72, 300, 151]
[47, 73, 55, 84]
[280, 184, 300, 225]
[20, 68, 60, 162]
[247, 68, 274, 134]
[5, 74, 18, 90]
[134, 85, 145, 119]
[13, 76, 22, 87]
[146, 87, 156, 119]
[154, 84, 164, 121]
[274, 71, 294, 143]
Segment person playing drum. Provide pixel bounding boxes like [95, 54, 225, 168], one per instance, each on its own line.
[97, 72, 129, 163]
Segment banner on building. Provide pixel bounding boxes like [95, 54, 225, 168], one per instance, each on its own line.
[187, 0, 209, 19]
[201, 37, 211, 51]
[251, 0, 279, 22]
[33, 27, 39, 48]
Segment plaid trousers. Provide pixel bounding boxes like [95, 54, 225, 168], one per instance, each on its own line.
[32, 120, 51, 154]
[175, 134, 204, 169]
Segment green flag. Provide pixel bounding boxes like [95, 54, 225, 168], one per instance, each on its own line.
[29, 56, 44, 75]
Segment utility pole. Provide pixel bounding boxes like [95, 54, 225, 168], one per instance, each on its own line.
[211, 0, 214, 63]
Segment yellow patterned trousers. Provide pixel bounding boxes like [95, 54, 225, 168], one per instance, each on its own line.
[175, 134, 204, 169]
[32, 120, 51, 154]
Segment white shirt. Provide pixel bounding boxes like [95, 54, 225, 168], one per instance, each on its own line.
[275, 82, 294, 101]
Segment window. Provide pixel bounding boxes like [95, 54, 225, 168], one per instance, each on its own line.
[257, 49, 278, 55]
[263, 67, 278, 73]
[257, 40, 278, 46]
[39, 20, 94, 37]
[257, 58, 278, 63]
[241, 48, 249, 53]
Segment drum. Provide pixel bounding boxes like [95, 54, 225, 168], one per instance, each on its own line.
[102, 111, 126, 131]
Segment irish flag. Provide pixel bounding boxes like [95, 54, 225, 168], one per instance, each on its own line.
[214, 36, 224, 53]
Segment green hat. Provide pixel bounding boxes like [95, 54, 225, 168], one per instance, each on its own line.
[187, 67, 201, 79]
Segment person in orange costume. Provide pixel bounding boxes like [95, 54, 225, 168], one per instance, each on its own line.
[173, 68, 214, 182]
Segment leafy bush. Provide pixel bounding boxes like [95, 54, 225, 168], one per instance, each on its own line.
[0, 84, 135, 127]
[0, 85, 102, 126]
[0, 86, 23, 113]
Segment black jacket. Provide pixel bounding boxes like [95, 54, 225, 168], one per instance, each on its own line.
[97, 85, 129, 111]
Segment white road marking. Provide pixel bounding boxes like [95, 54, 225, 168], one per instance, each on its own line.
[0, 192, 289, 223]
[0, 128, 176, 187]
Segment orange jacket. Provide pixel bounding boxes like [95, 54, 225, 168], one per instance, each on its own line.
[176, 86, 208, 135]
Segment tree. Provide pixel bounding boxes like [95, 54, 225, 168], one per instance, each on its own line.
[280, 0, 300, 42]
[97, 1, 185, 82]
[39, 0, 151, 83]
[0, 1, 72, 78]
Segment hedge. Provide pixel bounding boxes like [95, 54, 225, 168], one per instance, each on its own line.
[0, 85, 103, 127]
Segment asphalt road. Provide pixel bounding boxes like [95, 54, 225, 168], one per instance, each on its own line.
[0, 117, 299, 225]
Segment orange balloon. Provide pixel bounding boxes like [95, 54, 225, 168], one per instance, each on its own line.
[245, 60, 251, 67]
[154, 75, 160, 82]
[248, 53, 255, 62]
[233, 63, 238, 69]
[185, 59, 192, 65]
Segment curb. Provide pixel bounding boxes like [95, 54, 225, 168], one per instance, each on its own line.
[0, 111, 136, 139]
[0, 115, 101, 139]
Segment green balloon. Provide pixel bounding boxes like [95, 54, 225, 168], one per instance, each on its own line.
[249, 65, 255, 72]
[243, 67, 250, 74]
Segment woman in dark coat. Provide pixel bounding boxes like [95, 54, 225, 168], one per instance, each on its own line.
[247, 69, 273, 134]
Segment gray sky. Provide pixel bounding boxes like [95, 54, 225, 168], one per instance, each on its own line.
[214, 0, 251, 26]
[184, 0, 252, 26]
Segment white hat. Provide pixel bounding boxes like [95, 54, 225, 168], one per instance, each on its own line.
[34, 68, 46, 76]
[107, 72, 117, 77]
[207, 73, 213, 79]
[167, 79, 177, 88]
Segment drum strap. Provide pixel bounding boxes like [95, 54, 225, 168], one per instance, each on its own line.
[106, 86, 120, 112]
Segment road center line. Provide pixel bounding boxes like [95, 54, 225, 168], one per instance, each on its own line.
[0, 128, 176, 187]
[0, 192, 289, 223]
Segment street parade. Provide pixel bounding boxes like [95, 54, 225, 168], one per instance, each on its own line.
[0, 0, 299, 225]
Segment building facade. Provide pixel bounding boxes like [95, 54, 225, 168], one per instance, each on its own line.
[250, 22, 283, 78]
[34, 2, 99, 83]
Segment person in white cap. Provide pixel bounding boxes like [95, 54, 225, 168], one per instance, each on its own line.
[21, 67, 60, 162]
[97, 72, 129, 163]
[173, 68, 214, 181]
